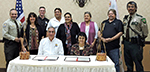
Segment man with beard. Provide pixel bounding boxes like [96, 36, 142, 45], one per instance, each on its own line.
[123, 1, 148, 72]
[98, 9, 123, 72]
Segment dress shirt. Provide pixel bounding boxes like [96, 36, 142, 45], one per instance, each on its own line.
[46, 17, 65, 36]
[3, 18, 22, 40]
[38, 37, 64, 55]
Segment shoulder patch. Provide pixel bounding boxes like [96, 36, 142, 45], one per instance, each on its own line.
[136, 14, 143, 17]
[3, 23, 7, 28]
[141, 18, 146, 24]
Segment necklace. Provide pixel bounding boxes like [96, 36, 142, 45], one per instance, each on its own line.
[79, 46, 84, 50]
[30, 24, 35, 28]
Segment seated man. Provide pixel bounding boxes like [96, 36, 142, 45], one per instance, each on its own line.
[38, 27, 64, 55]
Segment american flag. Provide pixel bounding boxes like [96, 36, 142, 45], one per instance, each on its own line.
[15, 0, 25, 24]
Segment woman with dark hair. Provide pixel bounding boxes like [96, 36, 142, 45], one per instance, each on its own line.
[21, 12, 44, 54]
[56, 12, 80, 55]
[70, 32, 93, 56]
[78, 11, 98, 54]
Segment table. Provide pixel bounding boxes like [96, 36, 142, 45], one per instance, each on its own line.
[7, 55, 116, 72]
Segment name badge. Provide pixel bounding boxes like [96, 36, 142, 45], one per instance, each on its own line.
[55, 44, 58, 47]
[66, 40, 68, 44]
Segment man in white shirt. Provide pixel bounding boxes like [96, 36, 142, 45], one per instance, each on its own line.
[46, 8, 65, 36]
[38, 27, 64, 55]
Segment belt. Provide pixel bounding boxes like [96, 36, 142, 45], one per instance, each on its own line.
[125, 38, 131, 42]
[124, 37, 138, 43]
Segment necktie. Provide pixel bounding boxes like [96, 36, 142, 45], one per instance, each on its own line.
[14, 20, 20, 37]
[126, 16, 132, 40]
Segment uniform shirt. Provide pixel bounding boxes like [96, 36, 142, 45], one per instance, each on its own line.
[100, 18, 123, 52]
[46, 17, 65, 36]
[78, 22, 98, 42]
[123, 13, 148, 38]
[37, 16, 49, 37]
[2, 18, 22, 40]
[38, 37, 64, 55]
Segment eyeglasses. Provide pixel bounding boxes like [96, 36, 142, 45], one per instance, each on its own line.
[127, 6, 134, 8]
[48, 31, 55, 33]
[65, 16, 71, 18]
[55, 11, 60, 14]
[11, 13, 17, 15]
[108, 13, 114, 15]
[40, 10, 45, 12]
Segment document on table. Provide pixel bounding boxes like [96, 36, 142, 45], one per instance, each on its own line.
[64, 57, 90, 62]
[32, 56, 59, 61]
[78, 57, 90, 62]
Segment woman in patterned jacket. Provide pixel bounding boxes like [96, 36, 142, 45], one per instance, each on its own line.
[70, 32, 93, 56]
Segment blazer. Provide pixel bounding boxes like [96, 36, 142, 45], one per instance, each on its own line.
[70, 43, 93, 56]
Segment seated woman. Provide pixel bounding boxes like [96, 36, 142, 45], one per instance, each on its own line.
[21, 12, 44, 54]
[78, 12, 98, 55]
[70, 32, 93, 56]
[56, 12, 80, 55]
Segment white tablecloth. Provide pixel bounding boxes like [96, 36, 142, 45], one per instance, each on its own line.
[7, 55, 116, 72]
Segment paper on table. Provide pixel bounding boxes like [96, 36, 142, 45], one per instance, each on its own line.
[33, 56, 59, 61]
[65, 57, 90, 62]
[78, 57, 90, 61]
[46, 57, 58, 60]
[33, 56, 47, 60]
[65, 57, 77, 61]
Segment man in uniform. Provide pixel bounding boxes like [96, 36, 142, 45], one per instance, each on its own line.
[2, 8, 22, 68]
[123, 1, 148, 72]
[37, 6, 49, 37]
